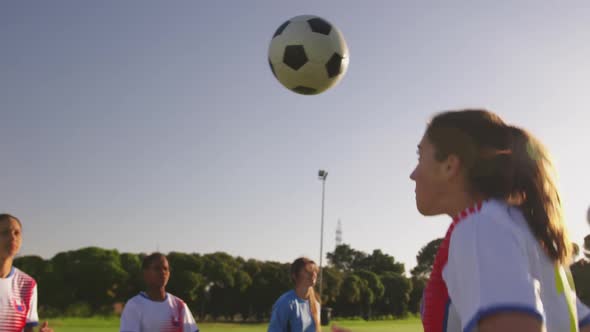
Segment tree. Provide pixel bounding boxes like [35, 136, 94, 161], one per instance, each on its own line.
[355, 270, 384, 319]
[327, 244, 366, 272]
[378, 272, 412, 317]
[32, 248, 127, 313]
[44, 252, 75, 311]
[408, 276, 426, 314]
[118, 253, 142, 301]
[225, 270, 253, 319]
[202, 252, 239, 288]
[411, 238, 443, 279]
[239, 259, 265, 319]
[336, 274, 364, 317]
[356, 249, 404, 275]
[200, 252, 241, 319]
[167, 252, 203, 272]
[59, 247, 127, 311]
[319, 266, 343, 306]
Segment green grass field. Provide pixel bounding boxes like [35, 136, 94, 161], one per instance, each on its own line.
[46, 317, 423, 332]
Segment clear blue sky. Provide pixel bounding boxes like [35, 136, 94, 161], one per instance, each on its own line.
[2, 1, 590, 272]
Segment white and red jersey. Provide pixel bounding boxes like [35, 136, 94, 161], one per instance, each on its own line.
[422, 199, 590, 332]
[0, 267, 39, 332]
[120, 292, 199, 332]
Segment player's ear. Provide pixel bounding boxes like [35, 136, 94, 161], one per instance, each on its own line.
[443, 153, 462, 179]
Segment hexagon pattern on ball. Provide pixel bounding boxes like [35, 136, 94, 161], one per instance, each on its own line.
[268, 15, 349, 95]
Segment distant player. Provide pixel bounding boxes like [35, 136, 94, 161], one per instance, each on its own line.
[120, 253, 199, 332]
[0, 213, 53, 332]
[268, 257, 321, 332]
[411, 109, 590, 332]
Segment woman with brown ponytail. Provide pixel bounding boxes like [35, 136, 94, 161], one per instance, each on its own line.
[268, 257, 321, 332]
[412, 109, 590, 332]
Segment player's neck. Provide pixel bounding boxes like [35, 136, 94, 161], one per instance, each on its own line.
[445, 190, 486, 218]
[145, 287, 167, 301]
[0, 258, 13, 278]
[295, 286, 311, 300]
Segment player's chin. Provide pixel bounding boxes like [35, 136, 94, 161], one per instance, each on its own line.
[9, 245, 20, 255]
[155, 278, 168, 288]
[416, 202, 437, 216]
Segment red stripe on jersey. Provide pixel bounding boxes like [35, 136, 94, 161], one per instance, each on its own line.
[174, 296, 185, 332]
[421, 201, 482, 332]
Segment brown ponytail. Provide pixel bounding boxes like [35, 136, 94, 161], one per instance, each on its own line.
[307, 287, 321, 332]
[505, 127, 571, 263]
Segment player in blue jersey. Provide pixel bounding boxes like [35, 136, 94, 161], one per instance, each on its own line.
[268, 257, 321, 332]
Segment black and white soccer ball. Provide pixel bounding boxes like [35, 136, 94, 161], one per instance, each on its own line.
[268, 15, 349, 95]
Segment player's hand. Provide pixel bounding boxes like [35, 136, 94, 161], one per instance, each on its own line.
[39, 321, 54, 332]
[331, 323, 351, 332]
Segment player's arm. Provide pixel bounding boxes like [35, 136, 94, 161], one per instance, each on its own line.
[120, 300, 141, 332]
[182, 302, 199, 332]
[25, 284, 46, 331]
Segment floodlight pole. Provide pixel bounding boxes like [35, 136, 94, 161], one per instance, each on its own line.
[318, 169, 328, 302]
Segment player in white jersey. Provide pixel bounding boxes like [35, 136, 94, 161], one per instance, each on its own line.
[410, 109, 590, 332]
[120, 252, 199, 332]
[0, 214, 52, 332]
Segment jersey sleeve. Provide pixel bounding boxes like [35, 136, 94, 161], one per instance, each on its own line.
[182, 302, 199, 332]
[268, 297, 290, 332]
[442, 218, 545, 332]
[578, 297, 590, 329]
[26, 283, 39, 327]
[120, 299, 141, 332]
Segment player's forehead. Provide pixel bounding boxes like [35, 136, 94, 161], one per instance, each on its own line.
[303, 262, 317, 273]
[149, 256, 169, 268]
[418, 135, 435, 153]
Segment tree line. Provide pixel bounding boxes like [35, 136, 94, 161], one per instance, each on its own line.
[13, 235, 590, 320]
